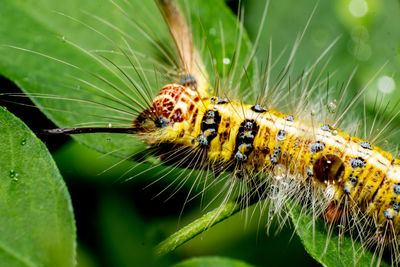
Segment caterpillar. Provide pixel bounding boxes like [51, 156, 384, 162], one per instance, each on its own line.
[1, 0, 400, 266]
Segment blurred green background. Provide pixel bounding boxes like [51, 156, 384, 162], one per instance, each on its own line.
[2, 0, 400, 266]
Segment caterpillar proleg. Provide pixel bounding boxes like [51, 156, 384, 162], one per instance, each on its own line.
[1, 0, 400, 266]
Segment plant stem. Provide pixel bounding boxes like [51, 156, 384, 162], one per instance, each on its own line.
[154, 201, 241, 256]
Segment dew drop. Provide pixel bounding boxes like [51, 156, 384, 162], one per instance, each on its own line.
[108, 123, 113, 128]
[349, 0, 368, 18]
[377, 76, 395, 94]
[273, 164, 287, 180]
[223, 58, 230, 65]
[62, 36, 66, 42]
[106, 137, 111, 142]
[327, 101, 337, 113]
[21, 139, 26, 146]
[331, 130, 338, 136]
[209, 28, 217, 36]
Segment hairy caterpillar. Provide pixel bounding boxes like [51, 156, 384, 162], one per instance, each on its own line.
[1, 0, 400, 266]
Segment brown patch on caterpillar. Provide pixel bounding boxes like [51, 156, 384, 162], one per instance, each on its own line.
[188, 109, 198, 133]
[188, 103, 195, 112]
[219, 131, 229, 143]
[151, 83, 202, 127]
[152, 84, 185, 119]
[323, 201, 344, 224]
[313, 154, 345, 184]
[170, 108, 184, 123]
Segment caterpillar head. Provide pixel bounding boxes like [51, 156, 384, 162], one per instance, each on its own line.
[134, 82, 200, 133]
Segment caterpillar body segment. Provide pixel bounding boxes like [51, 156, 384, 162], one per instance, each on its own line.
[138, 80, 400, 248]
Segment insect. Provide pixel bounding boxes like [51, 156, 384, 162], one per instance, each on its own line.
[1, 0, 400, 266]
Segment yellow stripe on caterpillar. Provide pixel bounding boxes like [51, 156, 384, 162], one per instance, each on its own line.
[145, 83, 400, 229]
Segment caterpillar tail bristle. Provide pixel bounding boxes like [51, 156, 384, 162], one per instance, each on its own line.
[42, 127, 140, 135]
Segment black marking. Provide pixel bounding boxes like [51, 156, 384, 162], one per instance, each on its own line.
[284, 115, 294, 122]
[233, 119, 259, 162]
[349, 174, 358, 186]
[202, 111, 220, 127]
[195, 109, 221, 147]
[306, 168, 313, 176]
[276, 130, 286, 141]
[251, 104, 267, 113]
[359, 142, 373, 150]
[394, 183, 400, 195]
[244, 121, 254, 130]
[270, 147, 282, 164]
[234, 151, 247, 162]
[194, 135, 208, 146]
[309, 141, 325, 154]
[155, 116, 169, 128]
[350, 157, 366, 169]
[392, 201, 400, 211]
[262, 147, 270, 154]
[371, 174, 387, 202]
[211, 96, 229, 104]
[180, 74, 197, 90]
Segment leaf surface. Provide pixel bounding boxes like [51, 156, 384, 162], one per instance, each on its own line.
[0, 108, 76, 267]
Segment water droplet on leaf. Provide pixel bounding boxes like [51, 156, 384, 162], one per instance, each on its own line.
[223, 58, 230, 65]
[327, 101, 337, 113]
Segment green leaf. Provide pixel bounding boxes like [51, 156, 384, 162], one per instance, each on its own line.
[289, 204, 390, 267]
[0, 0, 256, 156]
[173, 256, 256, 267]
[0, 107, 76, 266]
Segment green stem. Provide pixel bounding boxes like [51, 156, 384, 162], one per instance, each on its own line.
[154, 201, 241, 256]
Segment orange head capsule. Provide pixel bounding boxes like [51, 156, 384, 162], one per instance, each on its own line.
[149, 83, 200, 128]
